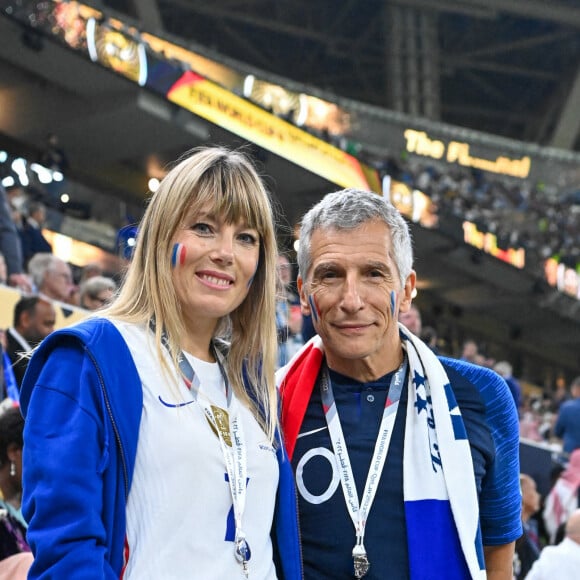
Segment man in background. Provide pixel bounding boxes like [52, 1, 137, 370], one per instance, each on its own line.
[27, 253, 75, 303]
[5, 296, 56, 388]
[526, 508, 580, 579]
[19, 201, 52, 267]
[554, 377, 580, 454]
[0, 185, 31, 292]
[514, 474, 541, 579]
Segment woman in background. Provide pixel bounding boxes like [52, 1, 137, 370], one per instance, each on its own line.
[0, 406, 32, 579]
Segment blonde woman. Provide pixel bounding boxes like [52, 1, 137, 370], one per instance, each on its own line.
[20, 147, 302, 579]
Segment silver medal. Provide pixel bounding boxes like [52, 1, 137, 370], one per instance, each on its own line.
[353, 544, 370, 578]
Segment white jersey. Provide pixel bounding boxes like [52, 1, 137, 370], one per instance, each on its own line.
[112, 321, 279, 580]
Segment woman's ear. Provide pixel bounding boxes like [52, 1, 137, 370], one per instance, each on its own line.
[6, 442, 21, 464]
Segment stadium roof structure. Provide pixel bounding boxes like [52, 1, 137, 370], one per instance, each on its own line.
[0, 0, 579, 381]
[146, 0, 580, 150]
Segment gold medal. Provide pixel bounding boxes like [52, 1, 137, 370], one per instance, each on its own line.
[207, 405, 232, 446]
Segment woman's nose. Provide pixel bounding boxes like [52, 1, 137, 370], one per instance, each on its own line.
[211, 232, 234, 264]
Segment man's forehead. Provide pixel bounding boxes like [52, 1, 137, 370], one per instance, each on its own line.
[310, 227, 391, 257]
[36, 300, 56, 315]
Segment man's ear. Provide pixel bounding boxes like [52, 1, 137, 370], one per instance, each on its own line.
[398, 270, 417, 313]
[19, 310, 31, 331]
[297, 276, 310, 315]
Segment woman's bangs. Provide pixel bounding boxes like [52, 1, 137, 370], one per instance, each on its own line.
[202, 170, 268, 234]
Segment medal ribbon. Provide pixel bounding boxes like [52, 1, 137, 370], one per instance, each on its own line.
[320, 357, 407, 574]
[156, 324, 250, 573]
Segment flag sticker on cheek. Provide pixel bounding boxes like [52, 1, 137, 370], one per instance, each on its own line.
[308, 294, 319, 322]
[171, 243, 186, 268]
[390, 290, 396, 314]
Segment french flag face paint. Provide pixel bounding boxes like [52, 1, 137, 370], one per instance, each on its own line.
[390, 290, 397, 315]
[171, 243, 186, 268]
[308, 294, 319, 322]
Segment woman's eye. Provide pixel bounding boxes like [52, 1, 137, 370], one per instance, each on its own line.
[191, 222, 212, 234]
[238, 232, 258, 245]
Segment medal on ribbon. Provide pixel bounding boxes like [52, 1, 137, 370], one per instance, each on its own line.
[235, 531, 251, 578]
[353, 543, 370, 578]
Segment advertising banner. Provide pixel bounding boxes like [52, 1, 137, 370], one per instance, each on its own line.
[167, 71, 375, 191]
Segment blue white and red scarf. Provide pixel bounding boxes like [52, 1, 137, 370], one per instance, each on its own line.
[277, 325, 486, 579]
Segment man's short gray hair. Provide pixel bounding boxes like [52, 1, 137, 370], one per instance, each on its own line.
[297, 188, 414, 287]
[27, 252, 60, 290]
[79, 275, 117, 304]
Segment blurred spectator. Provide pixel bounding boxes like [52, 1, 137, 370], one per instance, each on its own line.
[27, 253, 75, 303]
[0, 333, 18, 405]
[420, 325, 440, 355]
[4, 187, 27, 224]
[494, 360, 522, 413]
[277, 253, 299, 304]
[537, 396, 558, 443]
[0, 407, 31, 564]
[460, 339, 479, 363]
[543, 449, 580, 544]
[514, 473, 541, 579]
[460, 338, 494, 368]
[79, 276, 116, 311]
[18, 201, 52, 267]
[39, 133, 68, 173]
[551, 376, 570, 412]
[526, 508, 580, 579]
[275, 253, 303, 367]
[398, 303, 422, 335]
[79, 262, 104, 284]
[5, 296, 56, 389]
[0, 185, 31, 293]
[0, 254, 6, 285]
[554, 377, 580, 454]
[399, 304, 441, 353]
[285, 304, 304, 361]
[519, 396, 543, 442]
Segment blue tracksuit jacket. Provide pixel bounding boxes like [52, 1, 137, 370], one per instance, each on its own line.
[20, 317, 302, 579]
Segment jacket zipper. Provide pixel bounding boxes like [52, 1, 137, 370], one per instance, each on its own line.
[86, 348, 129, 499]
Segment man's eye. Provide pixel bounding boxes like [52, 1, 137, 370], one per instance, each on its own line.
[321, 271, 338, 279]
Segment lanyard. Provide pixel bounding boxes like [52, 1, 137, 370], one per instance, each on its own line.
[320, 357, 407, 579]
[159, 326, 251, 577]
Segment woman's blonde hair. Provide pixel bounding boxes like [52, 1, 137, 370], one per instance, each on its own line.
[106, 146, 279, 441]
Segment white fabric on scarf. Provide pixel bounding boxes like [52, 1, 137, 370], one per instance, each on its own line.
[400, 324, 484, 579]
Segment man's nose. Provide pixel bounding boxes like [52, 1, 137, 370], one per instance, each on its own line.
[339, 276, 364, 312]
